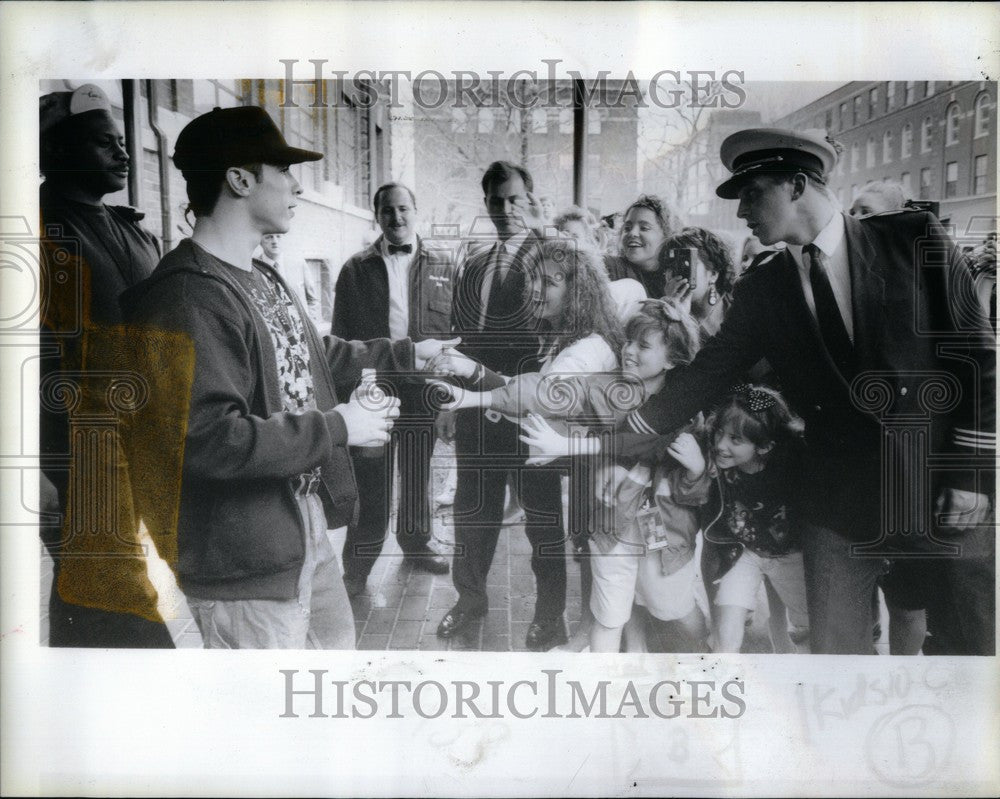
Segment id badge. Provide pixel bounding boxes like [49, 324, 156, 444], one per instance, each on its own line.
[636, 495, 669, 551]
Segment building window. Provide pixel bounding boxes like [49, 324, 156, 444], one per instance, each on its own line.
[973, 154, 988, 195]
[944, 161, 958, 198]
[531, 108, 548, 134]
[923, 81, 932, 99]
[901, 124, 912, 159]
[193, 79, 244, 112]
[904, 81, 915, 106]
[921, 117, 933, 152]
[868, 87, 878, 119]
[853, 95, 863, 126]
[825, 108, 833, 131]
[558, 108, 572, 135]
[974, 92, 990, 138]
[901, 171, 912, 195]
[324, 90, 371, 209]
[506, 108, 522, 134]
[866, 136, 876, 168]
[882, 130, 893, 163]
[450, 107, 468, 133]
[280, 99, 322, 191]
[477, 107, 494, 134]
[919, 167, 932, 200]
[850, 142, 860, 172]
[886, 81, 896, 110]
[588, 109, 601, 135]
[945, 103, 960, 146]
[839, 102, 848, 131]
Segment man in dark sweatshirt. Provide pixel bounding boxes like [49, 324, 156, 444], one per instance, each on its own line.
[39, 83, 172, 648]
[121, 106, 456, 649]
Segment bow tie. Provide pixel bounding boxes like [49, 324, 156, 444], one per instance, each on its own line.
[387, 243, 412, 255]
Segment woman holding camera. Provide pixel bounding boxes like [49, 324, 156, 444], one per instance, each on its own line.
[659, 226, 738, 338]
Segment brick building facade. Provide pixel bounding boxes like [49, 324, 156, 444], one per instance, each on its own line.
[774, 80, 996, 241]
[640, 81, 995, 249]
[407, 80, 641, 231]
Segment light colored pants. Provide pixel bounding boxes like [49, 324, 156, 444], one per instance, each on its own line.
[188, 494, 356, 649]
[715, 549, 809, 635]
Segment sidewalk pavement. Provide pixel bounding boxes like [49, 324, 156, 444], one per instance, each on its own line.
[39, 443, 890, 654]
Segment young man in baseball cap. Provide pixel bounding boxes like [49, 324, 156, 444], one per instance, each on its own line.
[122, 106, 457, 649]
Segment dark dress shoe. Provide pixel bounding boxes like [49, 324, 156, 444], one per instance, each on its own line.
[526, 617, 568, 651]
[436, 605, 485, 638]
[403, 548, 450, 575]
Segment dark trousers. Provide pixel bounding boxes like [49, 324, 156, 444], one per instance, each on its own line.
[41, 465, 174, 649]
[46, 565, 175, 648]
[803, 517, 996, 655]
[921, 507, 996, 656]
[342, 417, 436, 581]
[451, 411, 566, 619]
[41, 522, 174, 649]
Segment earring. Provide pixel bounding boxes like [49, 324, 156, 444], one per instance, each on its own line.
[708, 282, 719, 306]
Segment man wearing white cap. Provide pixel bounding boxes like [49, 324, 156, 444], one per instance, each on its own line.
[38, 84, 172, 647]
[607, 128, 995, 655]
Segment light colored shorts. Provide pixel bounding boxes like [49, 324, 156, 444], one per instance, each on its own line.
[188, 494, 356, 649]
[715, 548, 809, 631]
[590, 526, 707, 628]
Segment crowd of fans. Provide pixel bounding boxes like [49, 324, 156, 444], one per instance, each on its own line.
[39, 86, 994, 655]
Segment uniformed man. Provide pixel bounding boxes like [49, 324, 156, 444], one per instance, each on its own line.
[574, 128, 995, 655]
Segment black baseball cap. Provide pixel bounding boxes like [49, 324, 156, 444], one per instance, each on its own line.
[173, 106, 322, 172]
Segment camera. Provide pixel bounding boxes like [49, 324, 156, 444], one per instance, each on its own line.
[659, 246, 698, 290]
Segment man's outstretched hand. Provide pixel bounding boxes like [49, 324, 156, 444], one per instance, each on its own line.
[414, 337, 462, 372]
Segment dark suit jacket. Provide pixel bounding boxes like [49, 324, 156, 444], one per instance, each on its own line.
[621, 211, 996, 546]
[450, 232, 544, 377]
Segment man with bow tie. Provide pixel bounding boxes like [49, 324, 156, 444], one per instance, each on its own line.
[333, 183, 455, 594]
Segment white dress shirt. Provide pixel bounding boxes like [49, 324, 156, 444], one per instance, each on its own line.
[786, 211, 854, 342]
[380, 235, 417, 339]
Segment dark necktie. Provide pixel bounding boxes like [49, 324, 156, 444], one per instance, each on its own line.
[387, 243, 412, 255]
[481, 245, 514, 329]
[805, 243, 855, 375]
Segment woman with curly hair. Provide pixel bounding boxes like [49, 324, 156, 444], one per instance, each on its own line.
[435, 236, 625, 419]
[431, 237, 625, 649]
[607, 194, 679, 297]
[660, 226, 739, 338]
